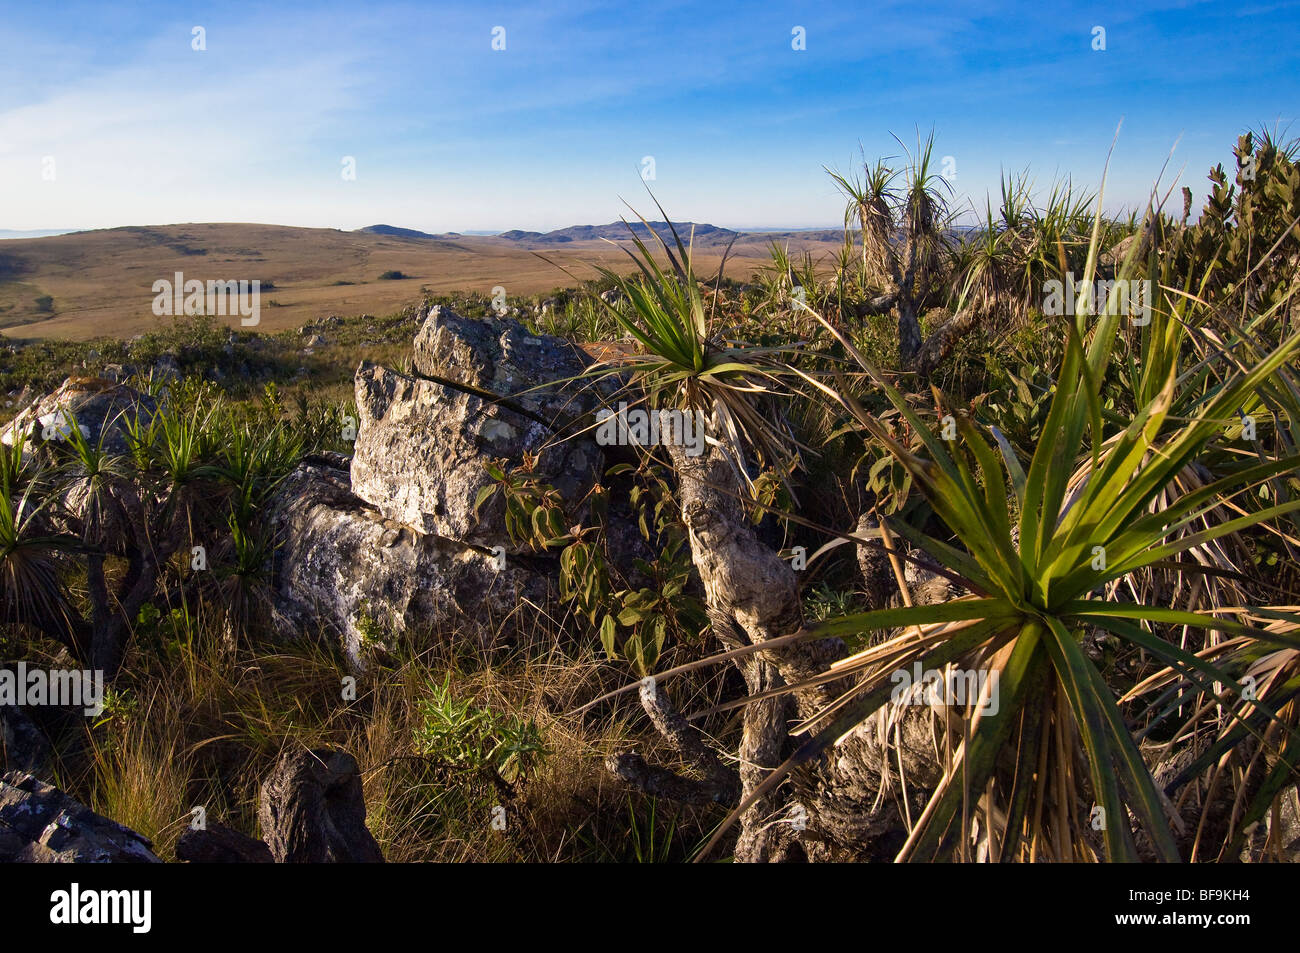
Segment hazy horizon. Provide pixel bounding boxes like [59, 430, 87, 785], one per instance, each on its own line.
[0, 221, 851, 241]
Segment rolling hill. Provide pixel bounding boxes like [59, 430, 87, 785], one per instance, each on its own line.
[0, 221, 842, 341]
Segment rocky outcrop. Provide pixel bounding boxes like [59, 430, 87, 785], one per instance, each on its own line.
[412, 304, 601, 421]
[258, 748, 384, 863]
[0, 771, 160, 862]
[267, 454, 552, 669]
[0, 377, 155, 456]
[350, 361, 601, 549]
[266, 310, 650, 665]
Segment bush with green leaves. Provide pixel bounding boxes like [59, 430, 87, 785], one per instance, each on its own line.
[475, 453, 707, 675]
[414, 674, 546, 784]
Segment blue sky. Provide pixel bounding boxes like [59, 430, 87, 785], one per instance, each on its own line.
[1, 0, 1296, 232]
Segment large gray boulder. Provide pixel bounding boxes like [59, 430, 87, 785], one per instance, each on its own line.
[412, 305, 601, 422]
[0, 770, 160, 862]
[350, 361, 601, 550]
[267, 455, 552, 670]
[0, 377, 155, 457]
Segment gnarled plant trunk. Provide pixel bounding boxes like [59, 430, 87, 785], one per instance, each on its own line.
[914, 306, 978, 378]
[664, 437, 944, 861]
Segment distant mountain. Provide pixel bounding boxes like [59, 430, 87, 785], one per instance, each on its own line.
[506, 222, 847, 246]
[357, 224, 442, 240]
[358, 221, 751, 247]
[527, 221, 740, 245]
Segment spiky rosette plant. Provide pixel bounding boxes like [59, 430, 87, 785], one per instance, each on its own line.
[691, 190, 1300, 861]
[579, 201, 813, 489]
[826, 155, 898, 295]
[1123, 608, 1300, 861]
[0, 432, 79, 644]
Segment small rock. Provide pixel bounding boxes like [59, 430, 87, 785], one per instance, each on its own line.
[152, 353, 181, 380]
[0, 771, 160, 862]
[176, 821, 273, 863]
[0, 706, 52, 776]
[258, 748, 384, 863]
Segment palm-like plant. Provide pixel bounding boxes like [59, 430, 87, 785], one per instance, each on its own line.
[826, 154, 898, 294]
[57, 409, 136, 548]
[700, 198, 1300, 861]
[147, 398, 223, 550]
[0, 427, 35, 493]
[948, 195, 1026, 326]
[997, 169, 1034, 233]
[216, 419, 303, 526]
[827, 130, 956, 367]
[1100, 157, 1300, 619]
[896, 130, 954, 293]
[213, 511, 280, 648]
[0, 433, 79, 647]
[582, 204, 810, 485]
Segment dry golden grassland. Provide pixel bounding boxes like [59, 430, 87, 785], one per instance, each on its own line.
[0, 223, 841, 340]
